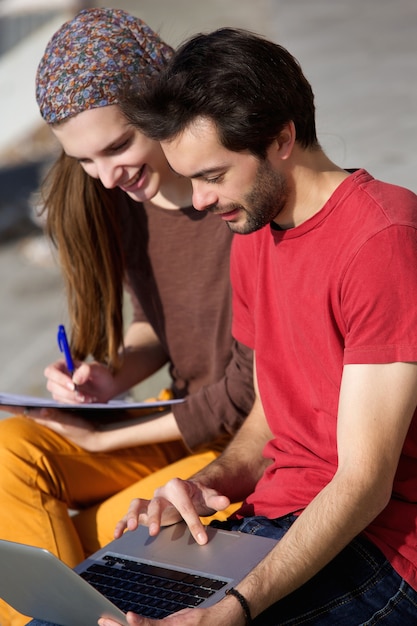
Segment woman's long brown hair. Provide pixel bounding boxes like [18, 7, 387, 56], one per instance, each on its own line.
[41, 151, 125, 371]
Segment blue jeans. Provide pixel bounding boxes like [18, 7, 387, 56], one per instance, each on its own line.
[211, 515, 417, 624]
[27, 514, 417, 625]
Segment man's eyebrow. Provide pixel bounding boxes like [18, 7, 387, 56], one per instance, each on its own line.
[166, 161, 225, 180]
[191, 166, 225, 179]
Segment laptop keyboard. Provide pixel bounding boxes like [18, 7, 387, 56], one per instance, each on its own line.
[80, 554, 228, 619]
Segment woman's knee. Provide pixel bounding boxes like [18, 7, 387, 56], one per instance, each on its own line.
[0, 416, 52, 453]
[0, 416, 74, 502]
[0, 416, 70, 476]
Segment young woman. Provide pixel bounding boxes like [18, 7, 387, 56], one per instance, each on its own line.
[0, 9, 254, 625]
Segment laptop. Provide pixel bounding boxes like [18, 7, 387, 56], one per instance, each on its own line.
[0, 522, 277, 626]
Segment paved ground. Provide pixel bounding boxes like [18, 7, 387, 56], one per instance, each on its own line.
[0, 0, 416, 404]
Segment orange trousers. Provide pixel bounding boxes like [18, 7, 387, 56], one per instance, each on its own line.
[0, 416, 239, 626]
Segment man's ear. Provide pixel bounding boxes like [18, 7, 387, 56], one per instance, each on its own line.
[274, 121, 296, 161]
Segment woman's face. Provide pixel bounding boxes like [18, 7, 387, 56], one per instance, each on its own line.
[52, 104, 172, 203]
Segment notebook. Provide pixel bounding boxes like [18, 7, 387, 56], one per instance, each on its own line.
[0, 522, 277, 626]
[0, 392, 184, 412]
[0, 392, 184, 427]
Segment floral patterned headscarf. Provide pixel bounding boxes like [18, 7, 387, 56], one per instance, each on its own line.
[36, 8, 173, 124]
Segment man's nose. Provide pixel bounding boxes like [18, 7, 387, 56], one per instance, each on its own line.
[192, 182, 218, 212]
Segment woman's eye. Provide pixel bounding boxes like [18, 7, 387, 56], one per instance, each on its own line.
[111, 140, 128, 152]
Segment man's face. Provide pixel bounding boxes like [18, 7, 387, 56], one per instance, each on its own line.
[161, 118, 289, 234]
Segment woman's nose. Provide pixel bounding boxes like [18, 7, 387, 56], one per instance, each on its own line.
[97, 161, 122, 189]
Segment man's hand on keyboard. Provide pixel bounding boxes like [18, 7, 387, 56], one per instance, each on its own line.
[113, 478, 230, 545]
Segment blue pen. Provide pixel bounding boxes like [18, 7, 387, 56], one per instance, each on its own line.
[57, 324, 75, 376]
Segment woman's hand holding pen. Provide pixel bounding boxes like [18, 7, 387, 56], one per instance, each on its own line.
[44, 359, 118, 404]
[53, 324, 119, 403]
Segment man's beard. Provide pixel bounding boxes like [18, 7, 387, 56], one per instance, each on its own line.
[211, 159, 288, 235]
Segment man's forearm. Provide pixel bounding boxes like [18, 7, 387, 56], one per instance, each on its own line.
[225, 466, 391, 621]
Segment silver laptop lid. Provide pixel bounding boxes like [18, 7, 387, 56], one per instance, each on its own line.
[0, 523, 276, 626]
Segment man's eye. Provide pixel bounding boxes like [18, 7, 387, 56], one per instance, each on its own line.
[206, 174, 224, 184]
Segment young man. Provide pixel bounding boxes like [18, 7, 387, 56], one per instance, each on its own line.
[102, 28, 417, 625]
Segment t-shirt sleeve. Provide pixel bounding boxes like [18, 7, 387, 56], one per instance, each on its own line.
[173, 340, 255, 451]
[343, 224, 417, 364]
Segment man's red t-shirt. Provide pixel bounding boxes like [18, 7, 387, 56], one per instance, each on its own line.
[231, 169, 417, 590]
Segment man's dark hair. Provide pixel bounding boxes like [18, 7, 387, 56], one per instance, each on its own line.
[122, 27, 318, 158]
